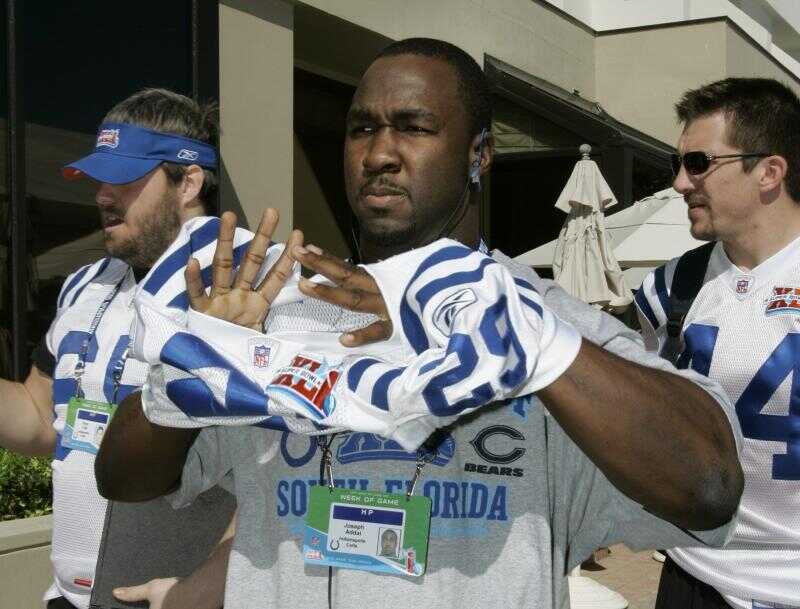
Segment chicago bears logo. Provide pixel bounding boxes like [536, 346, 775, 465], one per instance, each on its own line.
[469, 425, 526, 464]
[432, 288, 477, 337]
[96, 129, 120, 148]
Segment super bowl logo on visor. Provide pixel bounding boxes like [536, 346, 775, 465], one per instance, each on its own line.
[96, 129, 120, 148]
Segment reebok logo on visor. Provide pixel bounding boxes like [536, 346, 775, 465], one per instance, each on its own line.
[96, 129, 120, 148]
[177, 149, 199, 161]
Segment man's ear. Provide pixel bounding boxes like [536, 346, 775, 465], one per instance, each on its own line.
[469, 130, 494, 178]
[178, 165, 206, 216]
[758, 154, 788, 194]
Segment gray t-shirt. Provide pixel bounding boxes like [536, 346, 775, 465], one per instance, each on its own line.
[170, 251, 740, 609]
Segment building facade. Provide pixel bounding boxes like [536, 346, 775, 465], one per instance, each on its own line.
[3, 0, 800, 380]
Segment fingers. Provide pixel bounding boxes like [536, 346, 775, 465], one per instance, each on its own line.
[210, 211, 237, 298]
[185, 258, 208, 311]
[293, 245, 378, 293]
[298, 277, 388, 317]
[113, 583, 149, 602]
[233, 208, 279, 291]
[341, 320, 393, 347]
[256, 229, 304, 305]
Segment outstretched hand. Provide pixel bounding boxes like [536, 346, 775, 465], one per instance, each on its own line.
[292, 245, 392, 346]
[185, 209, 303, 330]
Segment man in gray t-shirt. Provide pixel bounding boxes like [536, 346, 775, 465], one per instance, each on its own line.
[97, 38, 744, 608]
[165, 254, 740, 609]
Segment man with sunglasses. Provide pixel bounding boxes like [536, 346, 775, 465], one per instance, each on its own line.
[637, 78, 800, 609]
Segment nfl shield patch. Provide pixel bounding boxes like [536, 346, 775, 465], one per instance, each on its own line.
[253, 344, 271, 368]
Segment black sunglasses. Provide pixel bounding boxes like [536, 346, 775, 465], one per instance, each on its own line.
[670, 151, 771, 176]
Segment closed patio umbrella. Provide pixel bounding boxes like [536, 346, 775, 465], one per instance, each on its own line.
[551, 145, 632, 311]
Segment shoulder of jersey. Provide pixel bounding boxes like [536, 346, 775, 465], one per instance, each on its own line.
[633, 256, 680, 332]
[56, 257, 127, 310]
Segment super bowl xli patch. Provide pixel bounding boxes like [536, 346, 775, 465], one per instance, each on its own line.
[96, 129, 120, 148]
[267, 353, 340, 420]
[765, 287, 800, 317]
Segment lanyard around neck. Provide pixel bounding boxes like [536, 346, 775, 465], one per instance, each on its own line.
[72, 276, 129, 400]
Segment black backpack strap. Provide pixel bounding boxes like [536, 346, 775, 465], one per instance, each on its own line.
[660, 241, 716, 364]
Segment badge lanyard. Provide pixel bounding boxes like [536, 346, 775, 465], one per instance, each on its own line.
[72, 277, 130, 403]
[305, 429, 447, 590]
[316, 431, 441, 498]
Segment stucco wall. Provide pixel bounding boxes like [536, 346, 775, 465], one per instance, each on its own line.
[0, 515, 52, 608]
[726, 24, 800, 93]
[595, 19, 800, 146]
[595, 21, 728, 145]
[219, 0, 294, 236]
[298, 0, 596, 100]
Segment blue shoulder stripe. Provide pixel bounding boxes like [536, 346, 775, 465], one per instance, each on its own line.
[400, 244, 475, 354]
[653, 265, 670, 318]
[69, 258, 112, 307]
[347, 358, 380, 392]
[634, 288, 658, 330]
[166, 239, 252, 310]
[143, 218, 221, 296]
[58, 263, 94, 308]
[371, 368, 404, 411]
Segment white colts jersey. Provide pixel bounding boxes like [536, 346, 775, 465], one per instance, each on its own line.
[44, 257, 148, 609]
[636, 238, 800, 609]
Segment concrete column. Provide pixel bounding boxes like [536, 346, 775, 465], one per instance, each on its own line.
[219, 0, 294, 237]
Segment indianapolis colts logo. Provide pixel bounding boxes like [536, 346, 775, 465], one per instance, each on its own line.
[432, 288, 477, 337]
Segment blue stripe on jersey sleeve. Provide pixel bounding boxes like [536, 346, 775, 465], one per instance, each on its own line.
[520, 295, 543, 317]
[414, 257, 495, 311]
[166, 239, 252, 310]
[143, 218, 220, 296]
[58, 263, 93, 308]
[634, 287, 658, 330]
[654, 265, 670, 318]
[69, 258, 112, 307]
[513, 277, 538, 293]
[161, 331, 267, 417]
[371, 368, 404, 411]
[347, 358, 380, 391]
[400, 244, 475, 354]
[254, 416, 291, 432]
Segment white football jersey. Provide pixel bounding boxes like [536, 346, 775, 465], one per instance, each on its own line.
[44, 257, 148, 609]
[637, 237, 800, 608]
[133, 218, 582, 449]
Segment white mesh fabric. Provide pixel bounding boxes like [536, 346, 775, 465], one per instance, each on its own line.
[662, 239, 800, 606]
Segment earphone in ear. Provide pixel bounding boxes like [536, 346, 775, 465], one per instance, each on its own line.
[469, 128, 488, 191]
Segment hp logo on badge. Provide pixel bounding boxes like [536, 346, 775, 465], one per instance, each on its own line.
[177, 149, 199, 161]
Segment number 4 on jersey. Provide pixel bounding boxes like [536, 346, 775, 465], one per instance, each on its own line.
[680, 324, 800, 481]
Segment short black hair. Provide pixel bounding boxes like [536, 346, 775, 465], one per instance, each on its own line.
[676, 77, 800, 201]
[375, 38, 492, 138]
[103, 88, 220, 213]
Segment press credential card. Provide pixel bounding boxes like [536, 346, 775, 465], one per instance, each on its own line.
[304, 487, 431, 576]
[62, 397, 116, 455]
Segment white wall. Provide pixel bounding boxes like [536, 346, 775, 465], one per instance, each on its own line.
[541, 0, 800, 78]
